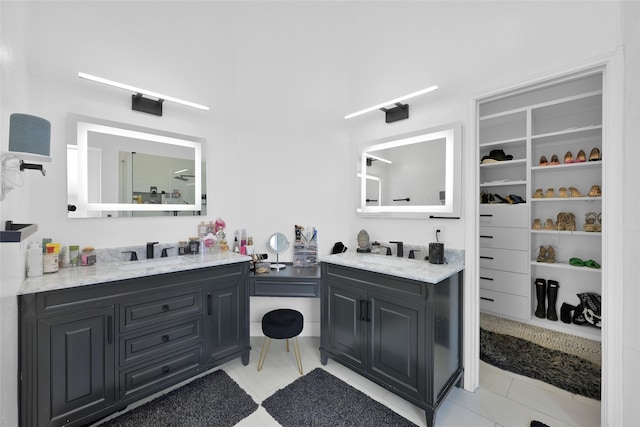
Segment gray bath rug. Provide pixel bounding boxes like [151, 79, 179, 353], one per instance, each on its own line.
[97, 369, 258, 426]
[261, 368, 418, 426]
[480, 312, 601, 366]
[480, 328, 601, 400]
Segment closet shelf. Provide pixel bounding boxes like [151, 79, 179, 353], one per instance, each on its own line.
[531, 162, 601, 172]
[480, 180, 527, 188]
[531, 261, 602, 272]
[479, 137, 526, 149]
[480, 159, 526, 168]
[530, 196, 602, 203]
[531, 229, 602, 237]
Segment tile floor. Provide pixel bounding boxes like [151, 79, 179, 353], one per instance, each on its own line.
[224, 336, 601, 427]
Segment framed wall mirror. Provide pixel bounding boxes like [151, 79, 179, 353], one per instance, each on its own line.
[357, 122, 462, 218]
[67, 114, 206, 218]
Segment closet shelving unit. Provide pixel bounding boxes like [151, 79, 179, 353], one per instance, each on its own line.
[478, 70, 603, 341]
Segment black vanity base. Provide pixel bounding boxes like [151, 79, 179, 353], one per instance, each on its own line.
[320, 262, 464, 427]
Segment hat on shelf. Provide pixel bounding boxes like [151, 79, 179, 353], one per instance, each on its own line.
[481, 149, 513, 164]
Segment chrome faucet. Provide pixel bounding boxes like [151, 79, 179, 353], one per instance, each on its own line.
[390, 241, 403, 257]
[146, 242, 158, 259]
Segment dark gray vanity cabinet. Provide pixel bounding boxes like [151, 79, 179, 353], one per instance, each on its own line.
[320, 263, 463, 427]
[35, 306, 116, 427]
[203, 273, 250, 367]
[19, 262, 250, 427]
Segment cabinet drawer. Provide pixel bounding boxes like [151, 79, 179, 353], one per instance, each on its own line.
[120, 347, 201, 399]
[120, 290, 202, 332]
[251, 279, 319, 297]
[120, 318, 202, 366]
[479, 226, 528, 250]
[479, 268, 529, 296]
[480, 289, 528, 320]
[479, 204, 528, 227]
[479, 248, 528, 274]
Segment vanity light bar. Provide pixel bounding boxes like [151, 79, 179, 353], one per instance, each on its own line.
[344, 85, 439, 120]
[366, 154, 392, 164]
[78, 72, 210, 111]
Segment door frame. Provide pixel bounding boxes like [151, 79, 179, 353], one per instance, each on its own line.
[464, 49, 624, 426]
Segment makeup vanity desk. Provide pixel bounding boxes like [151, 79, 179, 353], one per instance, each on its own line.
[249, 263, 320, 297]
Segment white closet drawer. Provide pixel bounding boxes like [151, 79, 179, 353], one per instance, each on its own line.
[479, 248, 528, 274]
[479, 226, 528, 251]
[480, 289, 529, 320]
[479, 204, 528, 227]
[479, 268, 529, 296]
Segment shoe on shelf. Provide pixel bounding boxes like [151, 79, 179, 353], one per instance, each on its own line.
[558, 187, 569, 198]
[544, 188, 556, 198]
[565, 212, 577, 231]
[532, 218, 542, 230]
[570, 257, 585, 266]
[584, 212, 598, 232]
[536, 246, 547, 262]
[540, 155, 549, 166]
[564, 151, 574, 164]
[576, 149, 587, 162]
[597, 213, 602, 232]
[568, 186, 584, 197]
[493, 194, 508, 203]
[589, 147, 601, 161]
[533, 188, 544, 198]
[544, 218, 554, 230]
[507, 194, 525, 204]
[588, 184, 602, 197]
[550, 154, 560, 165]
[584, 259, 601, 269]
[545, 245, 556, 263]
[555, 212, 567, 230]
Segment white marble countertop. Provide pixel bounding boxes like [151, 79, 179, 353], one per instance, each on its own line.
[320, 249, 464, 284]
[18, 251, 251, 295]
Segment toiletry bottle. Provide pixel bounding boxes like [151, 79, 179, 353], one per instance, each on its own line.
[246, 236, 254, 255]
[198, 221, 207, 238]
[43, 245, 59, 274]
[240, 229, 247, 255]
[81, 247, 96, 266]
[69, 245, 80, 266]
[26, 241, 43, 277]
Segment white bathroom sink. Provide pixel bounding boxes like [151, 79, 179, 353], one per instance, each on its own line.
[117, 257, 190, 271]
[359, 255, 416, 268]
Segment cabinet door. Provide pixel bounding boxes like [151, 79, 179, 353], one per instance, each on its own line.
[37, 306, 115, 427]
[369, 292, 425, 400]
[204, 278, 247, 366]
[324, 280, 367, 371]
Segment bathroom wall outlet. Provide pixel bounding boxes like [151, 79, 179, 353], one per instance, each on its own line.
[433, 226, 445, 243]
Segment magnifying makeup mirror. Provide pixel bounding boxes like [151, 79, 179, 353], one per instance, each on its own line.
[266, 232, 289, 271]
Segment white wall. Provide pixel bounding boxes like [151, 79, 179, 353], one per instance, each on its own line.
[0, 1, 626, 426]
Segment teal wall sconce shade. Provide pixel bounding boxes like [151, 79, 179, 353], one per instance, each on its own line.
[9, 113, 51, 159]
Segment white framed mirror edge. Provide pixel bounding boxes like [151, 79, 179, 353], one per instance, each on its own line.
[67, 113, 206, 217]
[356, 121, 462, 219]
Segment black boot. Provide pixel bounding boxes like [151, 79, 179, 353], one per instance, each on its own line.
[560, 303, 576, 324]
[534, 278, 546, 318]
[546, 280, 559, 321]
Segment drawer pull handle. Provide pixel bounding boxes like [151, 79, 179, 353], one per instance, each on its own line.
[480, 276, 494, 281]
[162, 334, 170, 343]
[480, 256, 494, 260]
[359, 300, 365, 321]
[480, 214, 493, 217]
[480, 235, 494, 239]
[480, 297, 495, 302]
[162, 365, 170, 374]
[207, 293, 212, 316]
[162, 304, 170, 312]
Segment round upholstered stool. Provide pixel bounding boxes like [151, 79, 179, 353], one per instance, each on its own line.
[257, 309, 304, 374]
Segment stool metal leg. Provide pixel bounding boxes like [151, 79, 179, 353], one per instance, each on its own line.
[285, 338, 290, 352]
[257, 337, 272, 372]
[292, 336, 303, 375]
